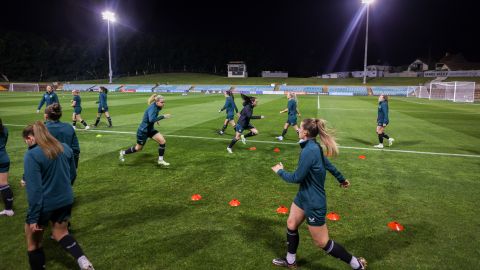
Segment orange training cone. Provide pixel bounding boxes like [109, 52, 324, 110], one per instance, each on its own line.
[249, 146, 257, 151]
[274, 147, 280, 153]
[358, 155, 366, 160]
[191, 194, 202, 201]
[276, 205, 289, 214]
[387, 221, 404, 231]
[229, 199, 241, 207]
[326, 212, 341, 221]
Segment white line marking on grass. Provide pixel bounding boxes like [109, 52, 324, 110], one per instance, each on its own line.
[6, 123, 480, 158]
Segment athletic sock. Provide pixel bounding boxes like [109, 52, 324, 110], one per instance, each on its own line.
[228, 138, 238, 148]
[244, 131, 256, 138]
[107, 117, 112, 126]
[383, 133, 390, 139]
[286, 252, 296, 265]
[221, 125, 227, 132]
[350, 256, 361, 269]
[81, 120, 88, 127]
[72, 120, 77, 127]
[0, 184, 13, 210]
[322, 239, 353, 265]
[158, 144, 166, 159]
[378, 134, 384, 143]
[296, 129, 299, 134]
[281, 129, 288, 137]
[94, 117, 100, 126]
[28, 248, 45, 270]
[59, 234, 84, 260]
[286, 228, 299, 262]
[124, 146, 137, 155]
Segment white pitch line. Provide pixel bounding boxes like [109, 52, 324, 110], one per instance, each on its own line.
[5, 123, 480, 158]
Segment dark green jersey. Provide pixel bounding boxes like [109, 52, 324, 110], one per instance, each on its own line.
[45, 121, 80, 156]
[24, 143, 76, 224]
[73, 95, 81, 108]
[377, 100, 389, 124]
[287, 99, 297, 116]
[37, 91, 59, 110]
[0, 127, 9, 164]
[138, 103, 165, 133]
[220, 96, 238, 116]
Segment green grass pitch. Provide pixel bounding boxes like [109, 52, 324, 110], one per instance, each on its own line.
[0, 91, 479, 269]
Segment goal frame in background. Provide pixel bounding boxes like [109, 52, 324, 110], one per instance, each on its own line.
[429, 81, 475, 103]
[8, 83, 40, 92]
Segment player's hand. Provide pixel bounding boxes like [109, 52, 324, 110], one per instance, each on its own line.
[298, 113, 301, 117]
[340, 180, 350, 189]
[36, 110, 40, 114]
[271, 162, 284, 173]
[261, 115, 265, 119]
[164, 114, 172, 119]
[29, 223, 43, 232]
[279, 110, 284, 114]
[20, 179, 26, 187]
[218, 110, 222, 113]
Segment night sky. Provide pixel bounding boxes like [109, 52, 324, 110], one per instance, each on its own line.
[2, 0, 479, 75]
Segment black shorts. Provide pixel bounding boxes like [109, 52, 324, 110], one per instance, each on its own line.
[0, 161, 10, 173]
[35, 204, 72, 226]
[137, 129, 159, 145]
[98, 107, 109, 113]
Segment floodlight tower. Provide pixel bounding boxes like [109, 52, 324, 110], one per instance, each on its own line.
[102, 11, 116, 84]
[361, 0, 374, 84]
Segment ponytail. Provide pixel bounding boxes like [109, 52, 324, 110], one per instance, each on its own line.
[23, 121, 64, 159]
[45, 103, 62, 121]
[302, 118, 339, 156]
[148, 94, 164, 105]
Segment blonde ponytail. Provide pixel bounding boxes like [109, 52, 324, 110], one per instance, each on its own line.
[148, 94, 164, 104]
[316, 119, 338, 156]
[23, 121, 64, 159]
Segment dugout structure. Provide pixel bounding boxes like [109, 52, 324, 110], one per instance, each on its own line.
[9, 83, 40, 92]
[429, 81, 475, 103]
[227, 61, 247, 78]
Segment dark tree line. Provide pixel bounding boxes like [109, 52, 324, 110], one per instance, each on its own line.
[0, 31, 297, 82]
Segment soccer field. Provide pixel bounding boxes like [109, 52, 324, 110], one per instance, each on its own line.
[0, 92, 479, 269]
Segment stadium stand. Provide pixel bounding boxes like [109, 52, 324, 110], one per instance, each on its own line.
[193, 85, 231, 91]
[93, 84, 123, 92]
[278, 85, 323, 93]
[234, 85, 275, 92]
[327, 86, 368, 96]
[371, 86, 410, 96]
[61, 84, 96, 91]
[153, 84, 191, 92]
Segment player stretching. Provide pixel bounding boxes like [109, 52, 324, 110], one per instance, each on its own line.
[226, 94, 264, 153]
[119, 94, 171, 166]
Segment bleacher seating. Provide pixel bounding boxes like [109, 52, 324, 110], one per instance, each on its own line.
[153, 85, 191, 92]
[193, 85, 230, 91]
[93, 85, 123, 92]
[234, 85, 275, 92]
[279, 86, 323, 93]
[328, 86, 368, 96]
[371, 86, 410, 96]
[62, 84, 96, 91]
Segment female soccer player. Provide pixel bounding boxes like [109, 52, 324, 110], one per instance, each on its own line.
[271, 118, 367, 270]
[71, 90, 90, 130]
[276, 92, 301, 141]
[374, 94, 394, 148]
[0, 118, 14, 217]
[92, 86, 112, 128]
[218, 90, 238, 135]
[226, 94, 264, 153]
[45, 104, 80, 171]
[22, 121, 94, 270]
[119, 94, 171, 166]
[36, 85, 59, 113]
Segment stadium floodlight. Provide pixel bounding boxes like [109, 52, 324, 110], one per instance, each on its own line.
[102, 11, 116, 83]
[361, 0, 374, 84]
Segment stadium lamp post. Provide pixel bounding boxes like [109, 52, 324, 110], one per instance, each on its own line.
[361, 0, 374, 84]
[102, 11, 116, 84]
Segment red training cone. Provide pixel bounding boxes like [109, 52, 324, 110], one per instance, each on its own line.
[191, 194, 202, 201]
[276, 205, 289, 214]
[274, 148, 281, 153]
[387, 221, 404, 231]
[358, 155, 366, 160]
[249, 146, 257, 151]
[229, 199, 241, 207]
[326, 212, 341, 221]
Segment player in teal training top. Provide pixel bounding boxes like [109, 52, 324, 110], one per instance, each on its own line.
[119, 94, 172, 166]
[92, 86, 112, 128]
[0, 118, 14, 217]
[22, 121, 94, 270]
[374, 94, 394, 149]
[276, 92, 301, 141]
[218, 90, 238, 135]
[271, 118, 367, 270]
[71, 90, 90, 130]
[36, 85, 59, 113]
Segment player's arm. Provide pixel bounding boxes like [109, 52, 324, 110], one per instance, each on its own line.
[274, 150, 312, 183]
[24, 154, 43, 224]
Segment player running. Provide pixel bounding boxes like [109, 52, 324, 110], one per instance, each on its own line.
[276, 92, 301, 141]
[374, 94, 394, 148]
[218, 90, 238, 135]
[92, 86, 112, 128]
[71, 90, 90, 130]
[36, 85, 59, 113]
[0, 118, 14, 217]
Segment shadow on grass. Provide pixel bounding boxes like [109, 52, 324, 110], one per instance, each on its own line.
[238, 214, 285, 256]
[348, 137, 373, 146]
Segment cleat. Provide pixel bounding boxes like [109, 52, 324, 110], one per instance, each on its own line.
[272, 258, 297, 269]
[119, 150, 125, 162]
[218, 130, 224, 135]
[0, 209, 14, 217]
[77, 256, 95, 270]
[357, 257, 367, 270]
[373, 144, 384, 149]
[85, 125, 90, 130]
[72, 126, 76, 130]
[107, 125, 113, 128]
[276, 136, 283, 141]
[240, 135, 246, 144]
[91, 125, 96, 129]
[158, 159, 170, 166]
[388, 138, 394, 146]
[226, 147, 233, 154]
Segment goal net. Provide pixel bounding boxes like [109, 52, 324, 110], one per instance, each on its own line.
[406, 86, 428, 98]
[429, 81, 475, 103]
[9, 83, 40, 92]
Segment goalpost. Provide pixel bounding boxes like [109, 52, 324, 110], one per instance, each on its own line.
[9, 83, 40, 92]
[429, 81, 475, 103]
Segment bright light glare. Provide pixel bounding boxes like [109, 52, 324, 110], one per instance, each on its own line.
[102, 11, 116, 22]
[361, 0, 374, 4]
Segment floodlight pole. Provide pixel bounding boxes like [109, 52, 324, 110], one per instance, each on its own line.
[362, 3, 370, 85]
[107, 19, 113, 84]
